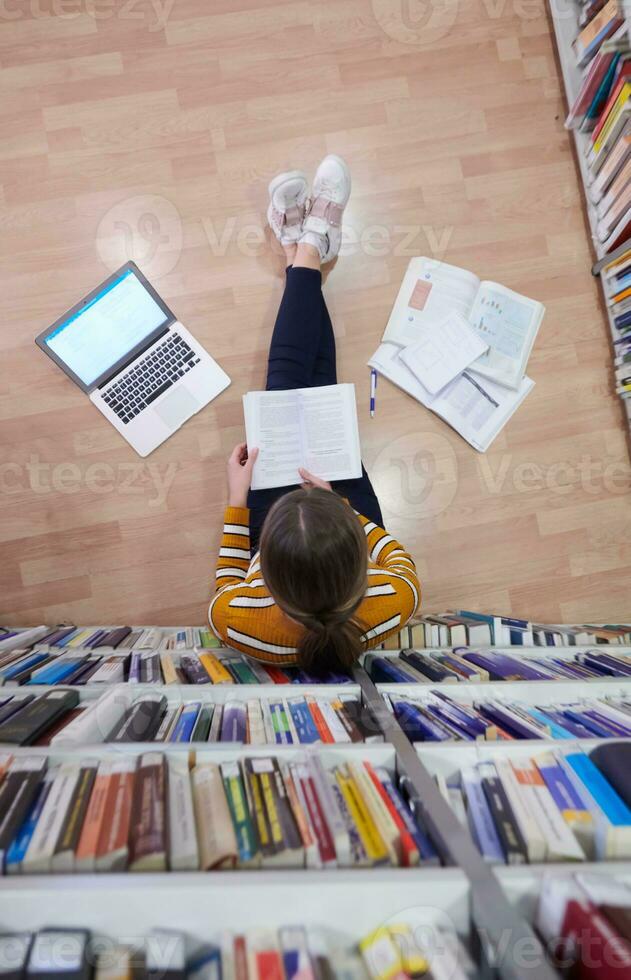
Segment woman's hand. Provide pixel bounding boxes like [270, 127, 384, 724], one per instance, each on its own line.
[227, 443, 259, 508]
[299, 468, 332, 492]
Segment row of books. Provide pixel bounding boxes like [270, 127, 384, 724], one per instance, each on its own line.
[438, 741, 631, 864]
[0, 688, 384, 747]
[0, 646, 352, 688]
[2, 923, 475, 980]
[386, 690, 631, 741]
[567, 1, 631, 253]
[536, 870, 631, 977]
[366, 646, 631, 683]
[602, 245, 631, 396]
[4, 615, 630, 663]
[0, 751, 439, 873]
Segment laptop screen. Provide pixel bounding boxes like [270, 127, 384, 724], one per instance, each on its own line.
[43, 268, 169, 386]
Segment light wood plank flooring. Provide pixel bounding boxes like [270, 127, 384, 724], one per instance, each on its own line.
[1, 0, 630, 625]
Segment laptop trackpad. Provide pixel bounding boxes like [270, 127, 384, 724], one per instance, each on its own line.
[153, 387, 199, 428]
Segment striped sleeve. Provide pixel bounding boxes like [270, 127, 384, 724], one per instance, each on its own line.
[213, 506, 251, 590]
[356, 511, 421, 620]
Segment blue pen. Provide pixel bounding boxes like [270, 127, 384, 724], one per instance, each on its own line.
[370, 368, 377, 417]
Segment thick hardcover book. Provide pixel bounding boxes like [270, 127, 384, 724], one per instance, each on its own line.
[179, 655, 211, 685]
[5, 770, 55, 874]
[535, 751, 594, 857]
[0, 695, 35, 728]
[560, 895, 631, 977]
[340, 698, 384, 743]
[401, 650, 459, 683]
[248, 757, 303, 867]
[308, 755, 350, 867]
[477, 761, 527, 865]
[107, 695, 166, 742]
[220, 702, 247, 743]
[51, 760, 98, 872]
[461, 766, 504, 864]
[493, 757, 546, 864]
[462, 651, 552, 681]
[221, 761, 260, 868]
[95, 757, 136, 871]
[75, 761, 112, 872]
[129, 753, 167, 872]
[140, 653, 161, 684]
[559, 749, 631, 859]
[191, 763, 237, 870]
[167, 754, 198, 871]
[169, 702, 200, 743]
[0, 756, 47, 866]
[285, 697, 320, 744]
[22, 762, 80, 874]
[331, 699, 363, 742]
[191, 705, 213, 742]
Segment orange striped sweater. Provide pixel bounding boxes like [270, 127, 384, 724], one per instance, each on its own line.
[208, 504, 421, 664]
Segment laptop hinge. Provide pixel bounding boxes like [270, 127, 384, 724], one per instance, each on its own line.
[97, 324, 171, 389]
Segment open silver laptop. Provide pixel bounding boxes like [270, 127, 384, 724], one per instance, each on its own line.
[36, 261, 230, 456]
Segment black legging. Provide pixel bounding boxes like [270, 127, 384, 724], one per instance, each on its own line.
[247, 265, 383, 555]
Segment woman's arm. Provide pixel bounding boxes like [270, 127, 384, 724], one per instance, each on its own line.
[214, 506, 252, 588]
[356, 511, 421, 624]
[211, 442, 258, 592]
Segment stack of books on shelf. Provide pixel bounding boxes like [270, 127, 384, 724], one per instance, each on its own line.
[384, 690, 631, 741]
[548, 0, 631, 433]
[432, 741, 631, 865]
[0, 688, 384, 747]
[0, 749, 439, 873]
[2, 921, 476, 980]
[602, 244, 631, 397]
[0, 627, 353, 687]
[366, 646, 631, 683]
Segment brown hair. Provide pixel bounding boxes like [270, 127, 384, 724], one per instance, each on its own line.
[259, 488, 368, 673]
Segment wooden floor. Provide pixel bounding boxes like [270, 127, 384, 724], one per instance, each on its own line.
[1, 0, 630, 626]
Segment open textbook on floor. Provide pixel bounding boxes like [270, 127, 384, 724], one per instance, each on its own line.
[369, 342, 534, 453]
[244, 383, 362, 490]
[382, 257, 544, 390]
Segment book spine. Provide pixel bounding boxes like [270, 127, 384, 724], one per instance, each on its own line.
[129, 753, 167, 871]
[51, 762, 98, 872]
[478, 762, 527, 865]
[23, 763, 80, 874]
[167, 755, 199, 871]
[307, 756, 351, 867]
[461, 767, 504, 864]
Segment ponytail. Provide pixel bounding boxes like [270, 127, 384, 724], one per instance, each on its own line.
[259, 487, 368, 675]
[292, 605, 365, 674]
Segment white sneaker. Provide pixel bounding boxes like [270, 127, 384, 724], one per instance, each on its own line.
[267, 170, 309, 246]
[300, 154, 351, 262]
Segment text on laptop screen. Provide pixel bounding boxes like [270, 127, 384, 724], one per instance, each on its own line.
[44, 269, 169, 385]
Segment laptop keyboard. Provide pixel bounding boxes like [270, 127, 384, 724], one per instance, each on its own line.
[102, 333, 201, 424]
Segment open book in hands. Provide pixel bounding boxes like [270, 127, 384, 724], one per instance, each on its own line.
[382, 257, 545, 390]
[243, 383, 362, 491]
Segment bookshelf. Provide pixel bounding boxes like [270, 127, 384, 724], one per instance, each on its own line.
[4, 630, 631, 979]
[546, 0, 631, 436]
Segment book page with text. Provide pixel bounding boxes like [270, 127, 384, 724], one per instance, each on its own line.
[244, 390, 303, 490]
[382, 257, 480, 347]
[299, 383, 362, 481]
